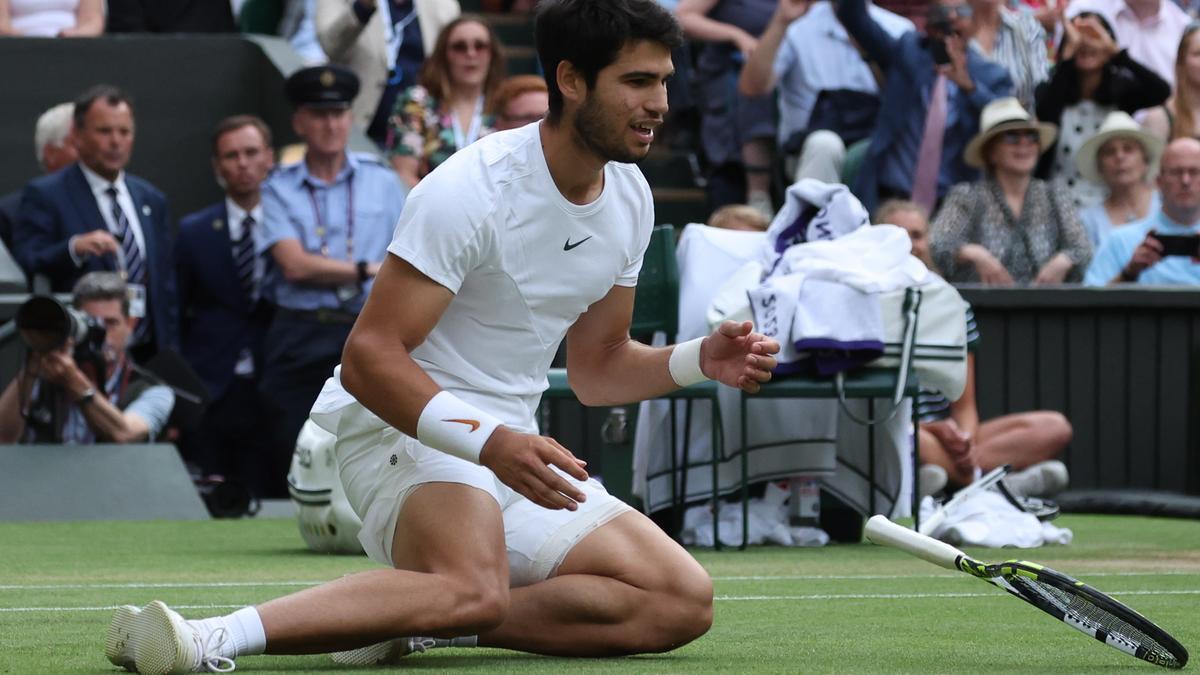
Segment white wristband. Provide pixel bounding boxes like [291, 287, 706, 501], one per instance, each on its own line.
[416, 391, 504, 464]
[668, 337, 709, 387]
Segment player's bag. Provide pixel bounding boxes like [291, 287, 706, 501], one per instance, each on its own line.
[288, 419, 365, 554]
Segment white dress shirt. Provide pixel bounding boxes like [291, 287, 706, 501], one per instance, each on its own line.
[73, 162, 148, 268]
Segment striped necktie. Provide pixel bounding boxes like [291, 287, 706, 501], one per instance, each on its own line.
[105, 186, 145, 285]
[234, 214, 257, 301]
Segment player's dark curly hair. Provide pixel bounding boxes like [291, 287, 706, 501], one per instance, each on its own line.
[534, 0, 682, 122]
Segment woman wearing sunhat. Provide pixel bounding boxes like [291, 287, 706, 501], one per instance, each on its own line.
[930, 97, 1092, 285]
[1075, 111, 1164, 248]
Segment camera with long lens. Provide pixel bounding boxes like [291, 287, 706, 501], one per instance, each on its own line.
[14, 295, 107, 363]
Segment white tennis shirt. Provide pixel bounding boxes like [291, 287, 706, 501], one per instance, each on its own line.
[311, 122, 655, 433]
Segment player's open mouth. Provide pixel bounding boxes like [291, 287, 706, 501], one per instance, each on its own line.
[631, 124, 655, 144]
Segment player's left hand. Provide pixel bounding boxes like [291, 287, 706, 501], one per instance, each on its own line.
[700, 320, 779, 393]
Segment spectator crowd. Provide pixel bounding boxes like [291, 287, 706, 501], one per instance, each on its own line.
[1, 0, 1198, 509]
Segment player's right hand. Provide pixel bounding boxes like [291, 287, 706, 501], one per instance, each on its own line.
[479, 426, 589, 511]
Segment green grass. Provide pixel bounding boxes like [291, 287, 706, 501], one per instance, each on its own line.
[1, 515, 1198, 673]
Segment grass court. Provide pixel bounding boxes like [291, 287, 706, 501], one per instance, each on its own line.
[2, 514, 1197, 673]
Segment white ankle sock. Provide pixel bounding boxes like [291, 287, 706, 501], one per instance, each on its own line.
[188, 606, 266, 659]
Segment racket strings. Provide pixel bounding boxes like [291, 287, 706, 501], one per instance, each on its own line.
[1019, 577, 1181, 668]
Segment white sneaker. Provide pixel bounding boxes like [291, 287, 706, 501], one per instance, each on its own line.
[130, 601, 236, 674]
[331, 637, 441, 666]
[918, 464, 948, 499]
[1003, 460, 1069, 498]
[105, 605, 141, 671]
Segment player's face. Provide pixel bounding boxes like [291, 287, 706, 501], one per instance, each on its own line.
[74, 100, 135, 181]
[214, 124, 275, 199]
[573, 40, 672, 164]
[293, 106, 352, 158]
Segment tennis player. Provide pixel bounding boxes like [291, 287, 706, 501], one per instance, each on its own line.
[105, 0, 779, 672]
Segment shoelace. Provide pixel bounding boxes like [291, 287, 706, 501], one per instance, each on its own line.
[190, 626, 237, 673]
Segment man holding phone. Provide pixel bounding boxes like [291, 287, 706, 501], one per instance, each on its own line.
[836, 0, 1013, 216]
[1085, 138, 1200, 286]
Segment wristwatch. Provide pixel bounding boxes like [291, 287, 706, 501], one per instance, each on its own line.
[77, 387, 97, 407]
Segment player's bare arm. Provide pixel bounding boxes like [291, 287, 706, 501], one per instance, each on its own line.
[342, 254, 589, 511]
[566, 284, 780, 407]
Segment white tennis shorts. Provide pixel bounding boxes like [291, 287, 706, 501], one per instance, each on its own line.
[330, 402, 633, 587]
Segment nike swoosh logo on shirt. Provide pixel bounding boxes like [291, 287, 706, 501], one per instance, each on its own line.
[443, 418, 481, 432]
[563, 236, 593, 251]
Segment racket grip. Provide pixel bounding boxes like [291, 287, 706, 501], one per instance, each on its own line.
[865, 515, 967, 571]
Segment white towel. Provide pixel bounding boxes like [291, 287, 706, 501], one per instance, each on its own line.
[919, 491, 1074, 548]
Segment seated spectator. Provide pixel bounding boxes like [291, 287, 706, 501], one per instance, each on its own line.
[677, 0, 778, 218]
[1034, 12, 1169, 209]
[1075, 111, 1163, 248]
[708, 203, 769, 231]
[491, 74, 548, 131]
[105, 0, 235, 32]
[1085, 138, 1200, 285]
[0, 271, 175, 444]
[0, 0, 102, 36]
[1143, 23, 1200, 144]
[739, 0, 912, 187]
[837, 0, 1014, 217]
[385, 16, 504, 187]
[0, 101, 76, 254]
[876, 200, 1072, 497]
[967, 0, 1049, 114]
[316, 0, 461, 145]
[14, 85, 179, 360]
[1065, 0, 1188, 88]
[931, 98, 1091, 285]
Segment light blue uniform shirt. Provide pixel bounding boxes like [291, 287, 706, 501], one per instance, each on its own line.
[1084, 211, 1200, 286]
[258, 152, 407, 312]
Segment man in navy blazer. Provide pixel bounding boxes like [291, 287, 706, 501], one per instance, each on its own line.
[836, 0, 1014, 216]
[14, 85, 179, 359]
[177, 115, 276, 497]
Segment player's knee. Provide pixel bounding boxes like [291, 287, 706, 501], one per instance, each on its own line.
[445, 578, 510, 633]
[642, 568, 714, 652]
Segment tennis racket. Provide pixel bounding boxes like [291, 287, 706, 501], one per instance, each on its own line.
[865, 515, 1189, 669]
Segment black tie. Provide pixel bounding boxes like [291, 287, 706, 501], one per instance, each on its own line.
[105, 186, 145, 285]
[234, 214, 257, 301]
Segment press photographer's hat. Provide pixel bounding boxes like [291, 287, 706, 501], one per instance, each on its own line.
[964, 97, 1057, 169]
[1075, 111, 1163, 185]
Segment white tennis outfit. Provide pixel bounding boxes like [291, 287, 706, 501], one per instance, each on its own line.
[310, 122, 654, 585]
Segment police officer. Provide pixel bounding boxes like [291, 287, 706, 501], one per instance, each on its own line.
[257, 64, 407, 497]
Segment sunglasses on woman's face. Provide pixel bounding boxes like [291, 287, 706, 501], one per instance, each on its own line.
[1000, 130, 1040, 145]
[449, 39, 491, 55]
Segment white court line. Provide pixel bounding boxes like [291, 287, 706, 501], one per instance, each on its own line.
[3, 589, 1200, 613]
[2, 571, 1196, 591]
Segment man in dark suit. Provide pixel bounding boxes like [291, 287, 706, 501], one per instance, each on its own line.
[836, 0, 1014, 216]
[0, 102, 77, 265]
[14, 84, 179, 360]
[177, 115, 276, 497]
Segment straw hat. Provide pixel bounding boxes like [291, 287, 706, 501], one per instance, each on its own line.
[963, 97, 1058, 169]
[1074, 111, 1164, 185]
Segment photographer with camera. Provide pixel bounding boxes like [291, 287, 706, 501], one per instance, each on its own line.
[1086, 138, 1200, 286]
[0, 271, 174, 444]
[835, 0, 1013, 217]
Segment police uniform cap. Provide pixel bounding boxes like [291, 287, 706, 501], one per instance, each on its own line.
[285, 65, 360, 109]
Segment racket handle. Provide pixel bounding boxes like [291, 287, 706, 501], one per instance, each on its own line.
[865, 515, 967, 571]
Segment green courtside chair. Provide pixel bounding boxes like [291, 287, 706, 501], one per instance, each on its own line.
[542, 225, 726, 541]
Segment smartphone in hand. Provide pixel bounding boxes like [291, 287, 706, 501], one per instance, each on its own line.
[1150, 233, 1200, 257]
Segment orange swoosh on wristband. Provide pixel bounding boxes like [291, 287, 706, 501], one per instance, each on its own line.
[443, 418, 481, 432]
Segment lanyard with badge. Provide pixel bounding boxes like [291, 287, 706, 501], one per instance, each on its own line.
[451, 96, 486, 150]
[304, 177, 360, 304]
[382, 0, 418, 85]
